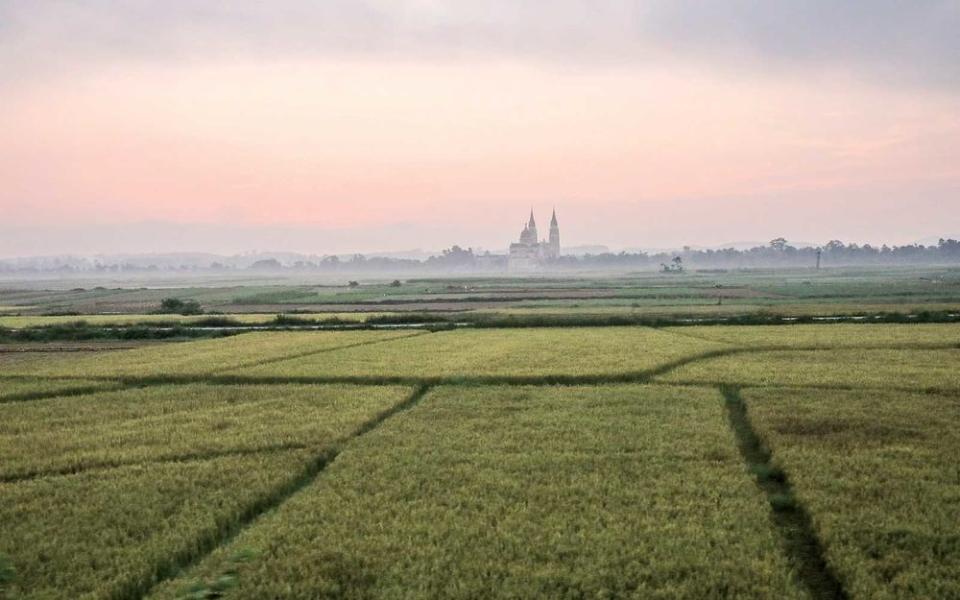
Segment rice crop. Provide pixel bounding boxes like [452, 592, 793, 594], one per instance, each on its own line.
[0, 384, 411, 480]
[663, 323, 960, 348]
[657, 347, 960, 392]
[0, 330, 419, 378]
[744, 387, 960, 599]
[227, 327, 730, 381]
[148, 385, 806, 599]
[0, 450, 315, 599]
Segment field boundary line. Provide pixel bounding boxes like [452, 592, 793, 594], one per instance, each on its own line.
[662, 379, 960, 397]
[721, 385, 848, 600]
[3, 340, 956, 391]
[124, 384, 432, 600]
[0, 384, 128, 405]
[206, 330, 430, 374]
[640, 347, 750, 379]
[0, 347, 751, 388]
[0, 442, 313, 485]
[656, 326, 751, 346]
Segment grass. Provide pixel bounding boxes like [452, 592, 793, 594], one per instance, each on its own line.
[0, 384, 412, 481]
[226, 327, 730, 380]
[657, 347, 960, 391]
[0, 330, 420, 378]
[744, 387, 960, 599]
[148, 384, 806, 599]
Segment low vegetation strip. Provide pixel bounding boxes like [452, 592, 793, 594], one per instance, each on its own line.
[744, 387, 960, 599]
[1, 442, 314, 485]
[0, 330, 418, 378]
[0, 378, 122, 403]
[0, 314, 278, 328]
[722, 386, 846, 600]
[148, 385, 806, 599]
[0, 384, 411, 481]
[215, 330, 429, 374]
[223, 327, 731, 380]
[657, 348, 960, 392]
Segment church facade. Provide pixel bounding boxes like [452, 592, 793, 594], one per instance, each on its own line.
[508, 210, 560, 271]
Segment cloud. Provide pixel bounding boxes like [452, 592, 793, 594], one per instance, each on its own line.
[642, 0, 960, 88]
[2, 1, 958, 88]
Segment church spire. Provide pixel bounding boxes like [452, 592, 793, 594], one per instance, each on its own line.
[548, 208, 560, 258]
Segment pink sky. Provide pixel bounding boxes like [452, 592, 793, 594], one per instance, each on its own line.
[2, 2, 959, 255]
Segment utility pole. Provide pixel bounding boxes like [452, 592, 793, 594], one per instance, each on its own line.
[816, 248, 822, 270]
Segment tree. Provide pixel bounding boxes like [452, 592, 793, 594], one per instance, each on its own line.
[157, 297, 203, 315]
[824, 240, 845, 251]
[426, 245, 477, 269]
[769, 237, 788, 251]
[248, 258, 282, 270]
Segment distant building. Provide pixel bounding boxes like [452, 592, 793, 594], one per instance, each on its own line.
[508, 209, 560, 271]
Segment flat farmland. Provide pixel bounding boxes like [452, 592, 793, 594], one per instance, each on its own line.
[0, 312, 396, 328]
[5, 267, 959, 317]
[0, 330, 420, 378]
[1, 321, 959, 598]
[148, 385, 805, 599]
[664, 323, 960, 348]
[0, 383, 415, 598]
[657, 348, 960, 391]
[223, 327, 730, 381]
[0, 384, 412, 480]
[744, 387, 960, 599]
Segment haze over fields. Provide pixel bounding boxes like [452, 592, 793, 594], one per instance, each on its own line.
[2, 1, 959, 257]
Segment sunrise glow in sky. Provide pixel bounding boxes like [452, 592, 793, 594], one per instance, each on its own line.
[2, 1, 959, 255]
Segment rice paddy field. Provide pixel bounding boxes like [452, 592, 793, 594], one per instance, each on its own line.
[2, 270, 960, 598]
[2, 266, 959, 317]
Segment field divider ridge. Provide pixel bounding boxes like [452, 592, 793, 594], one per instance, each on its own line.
[721, 385, 848, 600]
[3, 340, 956, 392]
[124, 383, 433, 600]
[656, 326, 751, 346]
[664, 378, 960, 397]
[208, 330, 431, 375]
[0, 383, 129, 405]
[0, 442, 313, 485]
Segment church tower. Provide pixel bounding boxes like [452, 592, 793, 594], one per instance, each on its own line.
[526, 209, 538, 243]
[548, 209, 560, 258]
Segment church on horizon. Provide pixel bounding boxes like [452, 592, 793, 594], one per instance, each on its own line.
[508, 210, 560, 271]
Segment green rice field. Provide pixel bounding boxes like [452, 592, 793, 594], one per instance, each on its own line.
[2, 318, 959, 598]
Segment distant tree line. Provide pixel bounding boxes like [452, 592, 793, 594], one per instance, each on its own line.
[2, 239, 959, 274]
[557, 238, 960, 270]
